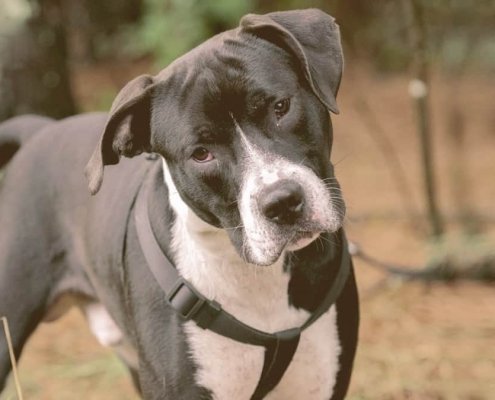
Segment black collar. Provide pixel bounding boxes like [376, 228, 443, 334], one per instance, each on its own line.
[134, 179, 351, 399]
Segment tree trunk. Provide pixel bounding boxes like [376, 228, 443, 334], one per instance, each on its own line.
[405, 0, 445, 237]
[0, 0, 77, 121]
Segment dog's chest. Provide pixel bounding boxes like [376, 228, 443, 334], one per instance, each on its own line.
[171, 221, 341, 400]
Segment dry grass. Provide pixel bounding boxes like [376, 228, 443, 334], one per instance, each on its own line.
[1, 312, 138, 400]
[347, 222, 495, 400]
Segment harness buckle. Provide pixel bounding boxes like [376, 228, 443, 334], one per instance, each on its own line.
[167, 279, 222, 327]
[167, 279, 206, 320]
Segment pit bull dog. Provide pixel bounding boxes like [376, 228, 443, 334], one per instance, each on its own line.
[0, 9, 358, 399]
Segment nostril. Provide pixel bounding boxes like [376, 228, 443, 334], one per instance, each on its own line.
[263, 202, 282, 220]
[287, 193, 304, 209]
[259, 180, 305, 225]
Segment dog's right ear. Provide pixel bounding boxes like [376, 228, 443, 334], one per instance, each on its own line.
[85, 75, 155, 195]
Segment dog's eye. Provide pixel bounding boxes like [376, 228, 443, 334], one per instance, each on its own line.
[274, 98, 290, 119]
[191, 147, 214, 163]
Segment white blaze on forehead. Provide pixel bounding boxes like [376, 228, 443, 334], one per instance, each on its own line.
[231, 114, 268, 170]
[231, 116, 254, 154]
[231, 115, 282, 186]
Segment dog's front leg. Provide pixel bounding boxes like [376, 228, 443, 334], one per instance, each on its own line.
[123, 244, 213, 400]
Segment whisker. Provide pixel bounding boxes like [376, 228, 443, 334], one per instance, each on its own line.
[332, 153, 352, 167]
[318, 233, 340, 248]
[324, 185, 343, 190]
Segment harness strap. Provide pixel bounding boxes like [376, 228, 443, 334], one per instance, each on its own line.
[251, 329, 300, 399]
[134, 179, 351, 399]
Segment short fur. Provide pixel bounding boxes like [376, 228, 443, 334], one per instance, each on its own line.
[0, 9, 358, 400]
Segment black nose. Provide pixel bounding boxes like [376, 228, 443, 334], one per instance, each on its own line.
[258, 180, 305, 225]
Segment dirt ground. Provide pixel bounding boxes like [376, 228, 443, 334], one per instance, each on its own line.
[1, 62, 494, 399]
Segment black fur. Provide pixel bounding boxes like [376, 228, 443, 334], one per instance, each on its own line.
[0, 10, 358, 399]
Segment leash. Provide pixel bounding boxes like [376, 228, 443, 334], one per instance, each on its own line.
[134, 179, 351, 399]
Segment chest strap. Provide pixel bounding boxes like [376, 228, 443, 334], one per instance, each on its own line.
[134, 183, 351, 399]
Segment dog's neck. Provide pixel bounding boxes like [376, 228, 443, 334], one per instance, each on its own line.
[161, 159, 310, 332]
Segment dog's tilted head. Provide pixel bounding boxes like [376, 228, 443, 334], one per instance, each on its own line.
[86, 9, 345, 266]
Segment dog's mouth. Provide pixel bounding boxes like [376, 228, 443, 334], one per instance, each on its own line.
[286, 230, 321, 251]
[241, 229, 323, 266]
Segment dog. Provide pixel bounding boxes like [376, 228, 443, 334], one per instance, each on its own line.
[0, 9, 359, 400]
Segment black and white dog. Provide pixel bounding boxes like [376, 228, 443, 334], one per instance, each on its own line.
[0, 9, 358, 400]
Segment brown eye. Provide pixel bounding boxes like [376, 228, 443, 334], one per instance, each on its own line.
[192, 147, 214, 163]
[274, 98, 290, 119]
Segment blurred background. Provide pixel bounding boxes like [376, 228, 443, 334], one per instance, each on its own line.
[0, 0, 494, 399]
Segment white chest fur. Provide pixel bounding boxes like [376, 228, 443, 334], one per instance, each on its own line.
[163, 162, 341, 399]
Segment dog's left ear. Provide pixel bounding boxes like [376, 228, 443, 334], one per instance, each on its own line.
[85, 75, 155, 195]
[240, 9, 343, 114]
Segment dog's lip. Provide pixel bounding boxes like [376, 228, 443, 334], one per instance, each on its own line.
[243, 230, 322, 265]
[293, 230, 316, 239]
[285, 230, 321, 251]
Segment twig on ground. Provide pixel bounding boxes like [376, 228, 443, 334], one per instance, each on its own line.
[349, 240, 495, 283]
[349, 241, 426, 279]
[1, 316, 23, 400]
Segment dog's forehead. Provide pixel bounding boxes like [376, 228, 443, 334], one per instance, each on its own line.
[151, 29, 302, 155]
[159, 29, 297, 105]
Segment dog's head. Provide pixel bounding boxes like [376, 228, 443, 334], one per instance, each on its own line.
[86, 9, 345, 266]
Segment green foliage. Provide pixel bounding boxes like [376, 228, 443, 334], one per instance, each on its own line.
[84, 89, 118, 113]
[127, 0, 252, 67]
[423, 0, 495, 71]
[120, 0, 494, 72]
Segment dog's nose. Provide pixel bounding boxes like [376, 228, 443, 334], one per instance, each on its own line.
[258, 180, 304, 225]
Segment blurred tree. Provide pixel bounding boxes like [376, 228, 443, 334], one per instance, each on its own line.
[405, 0, 445, 237]
[66, 0, 143, 62]
[0, 0, 76, 121]
[129, 0, 252, 67]
[0, 0, 144, 122]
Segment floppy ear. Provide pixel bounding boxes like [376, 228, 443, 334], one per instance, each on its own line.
[85, 75, 155, 195]
[240, 9, 343, 114]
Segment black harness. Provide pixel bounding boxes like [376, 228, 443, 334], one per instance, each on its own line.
[134, 179, 351, 399]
